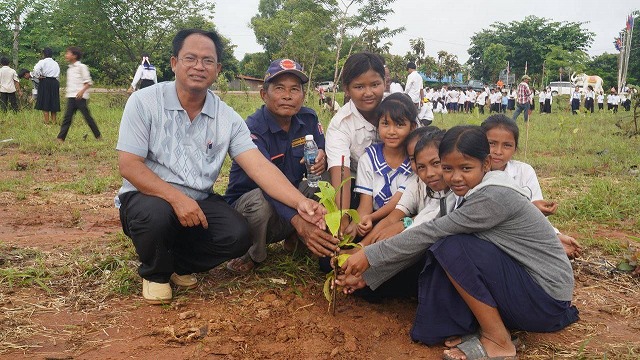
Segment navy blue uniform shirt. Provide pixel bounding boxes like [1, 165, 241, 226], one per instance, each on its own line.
[224, 105, 325, 222]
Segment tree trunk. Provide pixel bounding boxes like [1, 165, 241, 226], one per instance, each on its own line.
[12, 14, 20, 68]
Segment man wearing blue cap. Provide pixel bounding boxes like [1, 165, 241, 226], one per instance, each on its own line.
[224, 59, 338, 273]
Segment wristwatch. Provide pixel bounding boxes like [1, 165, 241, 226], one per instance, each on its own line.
[402, 217, 413, 229]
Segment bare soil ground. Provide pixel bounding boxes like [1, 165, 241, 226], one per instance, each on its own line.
[1, 147, 639, 360]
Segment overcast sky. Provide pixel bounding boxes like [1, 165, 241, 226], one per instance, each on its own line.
[214, 0, 637, 63]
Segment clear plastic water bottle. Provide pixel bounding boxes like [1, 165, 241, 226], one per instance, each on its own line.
[304, 134, 321, 187]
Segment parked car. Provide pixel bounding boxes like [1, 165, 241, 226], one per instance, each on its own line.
[548, 81, 574, 96]
[317, 81, 335, 92]
[450, 80, 485, 92]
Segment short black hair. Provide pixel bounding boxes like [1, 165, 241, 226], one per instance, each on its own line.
[67, 46, 83, 60]
[407, 62, 417, 69]
[374, 92, 417, 127]
[481, 114, 519, 148]
[0, 57, 9, 66]
[439, 125, 489, 163]
[172, 29, 223, 61]
[18, 68, 30, 78]
[341, 52, 385, 87]
[42, 47, 53, 58]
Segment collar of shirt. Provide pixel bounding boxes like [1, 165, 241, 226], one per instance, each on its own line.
[163, 82, 217, 118]
[253, 105, 305, 135]
[333, 100, 376, 131]
[367, 142, 412, 177]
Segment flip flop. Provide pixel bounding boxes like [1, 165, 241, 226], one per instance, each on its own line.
[445, 333, 522, 349]
[443, 336, 517, 360]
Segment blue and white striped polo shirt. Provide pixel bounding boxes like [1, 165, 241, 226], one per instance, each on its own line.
[116, 81, 256, 202]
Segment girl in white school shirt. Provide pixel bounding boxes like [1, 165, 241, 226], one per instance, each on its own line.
[325, 52, 385, 217]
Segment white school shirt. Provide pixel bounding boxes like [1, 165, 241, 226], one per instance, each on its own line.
[503, 160, 542, 201]
[405, 70, 423, 103]
[467, 90, 477, 102]
[571, 91, 581, 101]
[476, 91, 488, 104]
[409, 190, 455, 228]
[32, 57, 60, 79]
[325, 100, 378, 174]
[355, 144, 412, 210]
[585, 90, 595, 100]
[597, 94, 604, 103]
[389, 82, 403, 94]
[458, 92, 466, 104]
[538, 91, 546, 102]
[65, 61, 93, 99]
[0, 66, 18, 93]
[131, 64, 158, 89]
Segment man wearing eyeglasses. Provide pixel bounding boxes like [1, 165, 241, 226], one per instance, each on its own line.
[115, 29, 326, 304]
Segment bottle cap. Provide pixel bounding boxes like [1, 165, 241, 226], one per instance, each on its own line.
[305, 135, 314, 141]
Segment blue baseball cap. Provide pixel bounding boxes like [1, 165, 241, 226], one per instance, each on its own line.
[264, 59, 309, 84]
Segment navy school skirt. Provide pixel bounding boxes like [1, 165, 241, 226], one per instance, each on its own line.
[410, 234, 579, 345]
[35, 77, 60, 112]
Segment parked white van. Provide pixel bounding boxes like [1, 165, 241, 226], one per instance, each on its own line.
[548, 81, 574, 96]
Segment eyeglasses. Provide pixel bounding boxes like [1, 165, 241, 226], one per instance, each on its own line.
[178, 56, 219, 69]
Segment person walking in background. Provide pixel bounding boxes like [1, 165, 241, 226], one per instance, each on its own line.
[57, 46, 101, 142]
[0, 57, 22, 112]
[570, 86, 581, 115]
[128, 53, 157, 92]
[32, 47, 61, 124]
[597, 91, 604, 111]
[584, 85, 595, 113]
[512, 75, 532, 122]
[404, 61, 424, 109]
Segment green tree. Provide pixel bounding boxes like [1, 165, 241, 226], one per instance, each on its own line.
[409, 37, 425, 65]
[544, 46, 589, 82]
[0, 0, 47, 67]
[52, 0, 218, 84]
[467, 16, 594, 81]
[482, 43, 508, 83]
[251, 0, 334, 88]
[321, 0, 403, 87]
[437, 50, 460, 83]
[240, 52, 271, 79]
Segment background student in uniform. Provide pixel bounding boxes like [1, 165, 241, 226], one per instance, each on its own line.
[584, 85, 595, 113]
[0, 57, 21, 113]
[57, 46, 102, 142]
[481, 114, 581, 258]
[32, 47, 61, 124]
[18, 69, 38, 103]
[129, 53, 158, 92]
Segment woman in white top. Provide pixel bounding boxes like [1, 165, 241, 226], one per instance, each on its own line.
[129, 54, 158, 92]
[584, 85, 595, 113]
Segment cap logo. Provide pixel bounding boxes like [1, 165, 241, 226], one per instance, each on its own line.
[280, 59, 296, 70]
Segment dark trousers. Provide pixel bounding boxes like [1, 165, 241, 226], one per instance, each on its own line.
[58, 98, 101, 140]
[477, 104, 484, 114]
[571, 98, 580, 114]
[118, 192, 251, 283]
[0, 92, 18, 112]
[598, 103, 604, 110]
[411, 235, 579, 345]
[585, 98, 594, 113]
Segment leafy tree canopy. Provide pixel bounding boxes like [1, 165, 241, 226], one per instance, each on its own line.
[468, 16, 595, 82]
